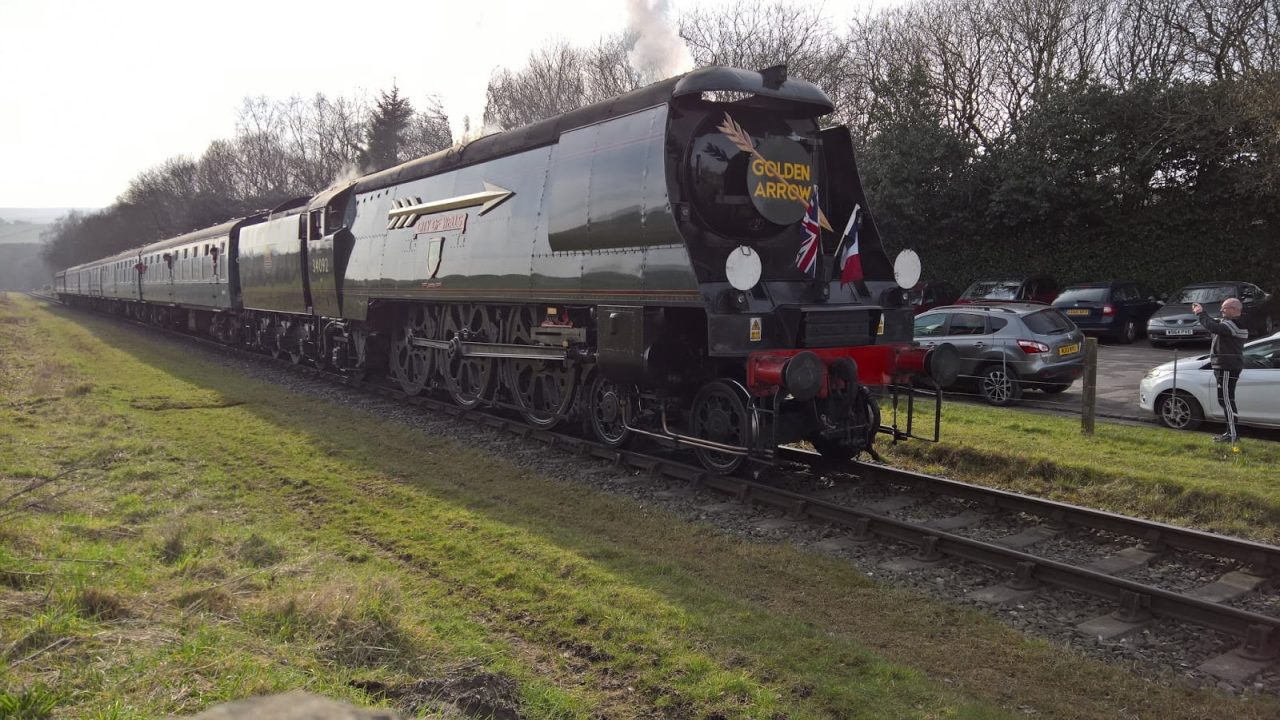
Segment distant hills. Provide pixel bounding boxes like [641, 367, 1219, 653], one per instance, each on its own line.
[0, 213, 58, 290]
[0, 218, 50, 245]
[0, 207, 93, 226]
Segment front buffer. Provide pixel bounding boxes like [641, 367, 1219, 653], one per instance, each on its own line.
[743, 338, 959, 463]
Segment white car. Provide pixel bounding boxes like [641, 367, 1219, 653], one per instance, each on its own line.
[1139, 331, 1280, 430]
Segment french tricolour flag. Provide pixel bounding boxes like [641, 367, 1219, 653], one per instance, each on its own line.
[838, 205, 863, 284]
[795, 186, 820, 277]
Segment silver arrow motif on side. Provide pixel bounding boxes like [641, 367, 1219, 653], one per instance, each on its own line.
[386, 181, 515, 229]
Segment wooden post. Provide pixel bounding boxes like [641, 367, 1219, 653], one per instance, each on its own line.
[1081, 337, 1098, 435]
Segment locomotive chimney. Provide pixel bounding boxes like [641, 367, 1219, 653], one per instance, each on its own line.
[759, 64, 787, 89]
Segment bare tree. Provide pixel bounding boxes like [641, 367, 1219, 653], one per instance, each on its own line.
[680, 1, 851, 115]
[195, 139, 242, 200]
[400, 95, 453, 162]
[1101, 0, 1187, 87]
[584, 32, 645, 102]
[909, 0, 1004, 146]
[120, 157, 198, 237]
[233, 97, 295, 199]
[846, 7, 931, 142]
[484, 41, 589, 129]
[1171, 0, 1271, 80]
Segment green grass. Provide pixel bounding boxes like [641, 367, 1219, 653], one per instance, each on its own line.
[1, 292, 1277, 719]
[880, 399, 1280, 541]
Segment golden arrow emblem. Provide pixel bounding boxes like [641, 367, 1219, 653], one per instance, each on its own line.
[387, 181, 515, 229]
[718, 113, 833, 232]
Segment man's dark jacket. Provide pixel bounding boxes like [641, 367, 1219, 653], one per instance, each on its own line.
[1196, 311, 1247, 371]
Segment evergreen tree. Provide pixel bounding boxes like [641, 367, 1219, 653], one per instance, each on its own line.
[361, 85, 415, 172]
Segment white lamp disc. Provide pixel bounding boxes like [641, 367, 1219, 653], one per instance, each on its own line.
[893, 250, 922, 289]
[726, 245, 762, 291]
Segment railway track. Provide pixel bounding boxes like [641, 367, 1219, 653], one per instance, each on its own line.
[33, 293, 1280, 686]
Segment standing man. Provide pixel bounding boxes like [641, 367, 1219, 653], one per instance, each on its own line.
[1192, 297, 1248, 443]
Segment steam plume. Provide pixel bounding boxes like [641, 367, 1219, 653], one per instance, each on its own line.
[626, 0, 694, 81]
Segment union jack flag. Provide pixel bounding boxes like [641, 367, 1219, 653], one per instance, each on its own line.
[795, 185, 820, 277]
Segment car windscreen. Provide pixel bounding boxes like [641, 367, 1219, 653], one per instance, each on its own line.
[963, 281, 1020, 300]
[1055, 287, 1107, 303]
[1171, 285, 1234, 304]
[1023, 309, 1075, 335]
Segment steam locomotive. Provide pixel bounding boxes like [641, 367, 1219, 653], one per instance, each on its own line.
[55, 66, 955, 473]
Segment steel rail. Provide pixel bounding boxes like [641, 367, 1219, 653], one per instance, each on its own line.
[801, 452, 1280, 576]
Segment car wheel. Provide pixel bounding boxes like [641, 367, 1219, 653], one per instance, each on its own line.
[1042, 382, 1072, 394]
[1156, 390, 1203, 431]
[1118, 320, 1137, 344]
[980, 365, 1022, 406]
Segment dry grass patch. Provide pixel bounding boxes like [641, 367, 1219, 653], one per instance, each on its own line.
[157, 523, 188, 564]
[73, 587, 132, 621]
[173, 586, 238, 617]
[235, 533, 285, 568]
[63, 382, 94, 397]
[250, 578, 419, 669]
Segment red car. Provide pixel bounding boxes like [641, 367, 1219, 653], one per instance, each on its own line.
[956, 276, 1059, 305]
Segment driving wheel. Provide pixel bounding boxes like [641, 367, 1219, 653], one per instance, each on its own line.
[391, 304, 438, 395]
[443, 303, 497, 409]
[504, 305, 577, 428]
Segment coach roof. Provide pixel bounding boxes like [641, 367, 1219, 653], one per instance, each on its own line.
[351, 66, 834, 196]
[136, 215, 266, 256]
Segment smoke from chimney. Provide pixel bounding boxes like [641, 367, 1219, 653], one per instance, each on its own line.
[625, 0, 694, 82]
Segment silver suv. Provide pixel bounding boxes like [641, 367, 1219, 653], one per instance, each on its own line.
[912, 303, 1086, 406]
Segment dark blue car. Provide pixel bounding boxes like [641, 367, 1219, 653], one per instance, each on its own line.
[1051, 281, 1162, 343]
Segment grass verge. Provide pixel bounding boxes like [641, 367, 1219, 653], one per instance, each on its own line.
[880, 398, 1280, 542]
[1, 292, 1277, 719]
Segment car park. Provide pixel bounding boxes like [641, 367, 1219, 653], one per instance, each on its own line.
[956, 275, 1059, 305]
[1139, 331, 1280, 430]
[913, 303, 1086, 406]
[1147, 281, 1275, 346]
[1052, 280, 1162, 344]
[907, 280, 959, 315]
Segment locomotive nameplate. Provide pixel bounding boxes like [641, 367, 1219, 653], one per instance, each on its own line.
[414, 213, 467, 235]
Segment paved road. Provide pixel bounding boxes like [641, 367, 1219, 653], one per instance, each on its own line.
[1030, 338, 1192, 421]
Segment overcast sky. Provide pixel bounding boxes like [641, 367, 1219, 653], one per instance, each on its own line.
[0, 0, 872, 210]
